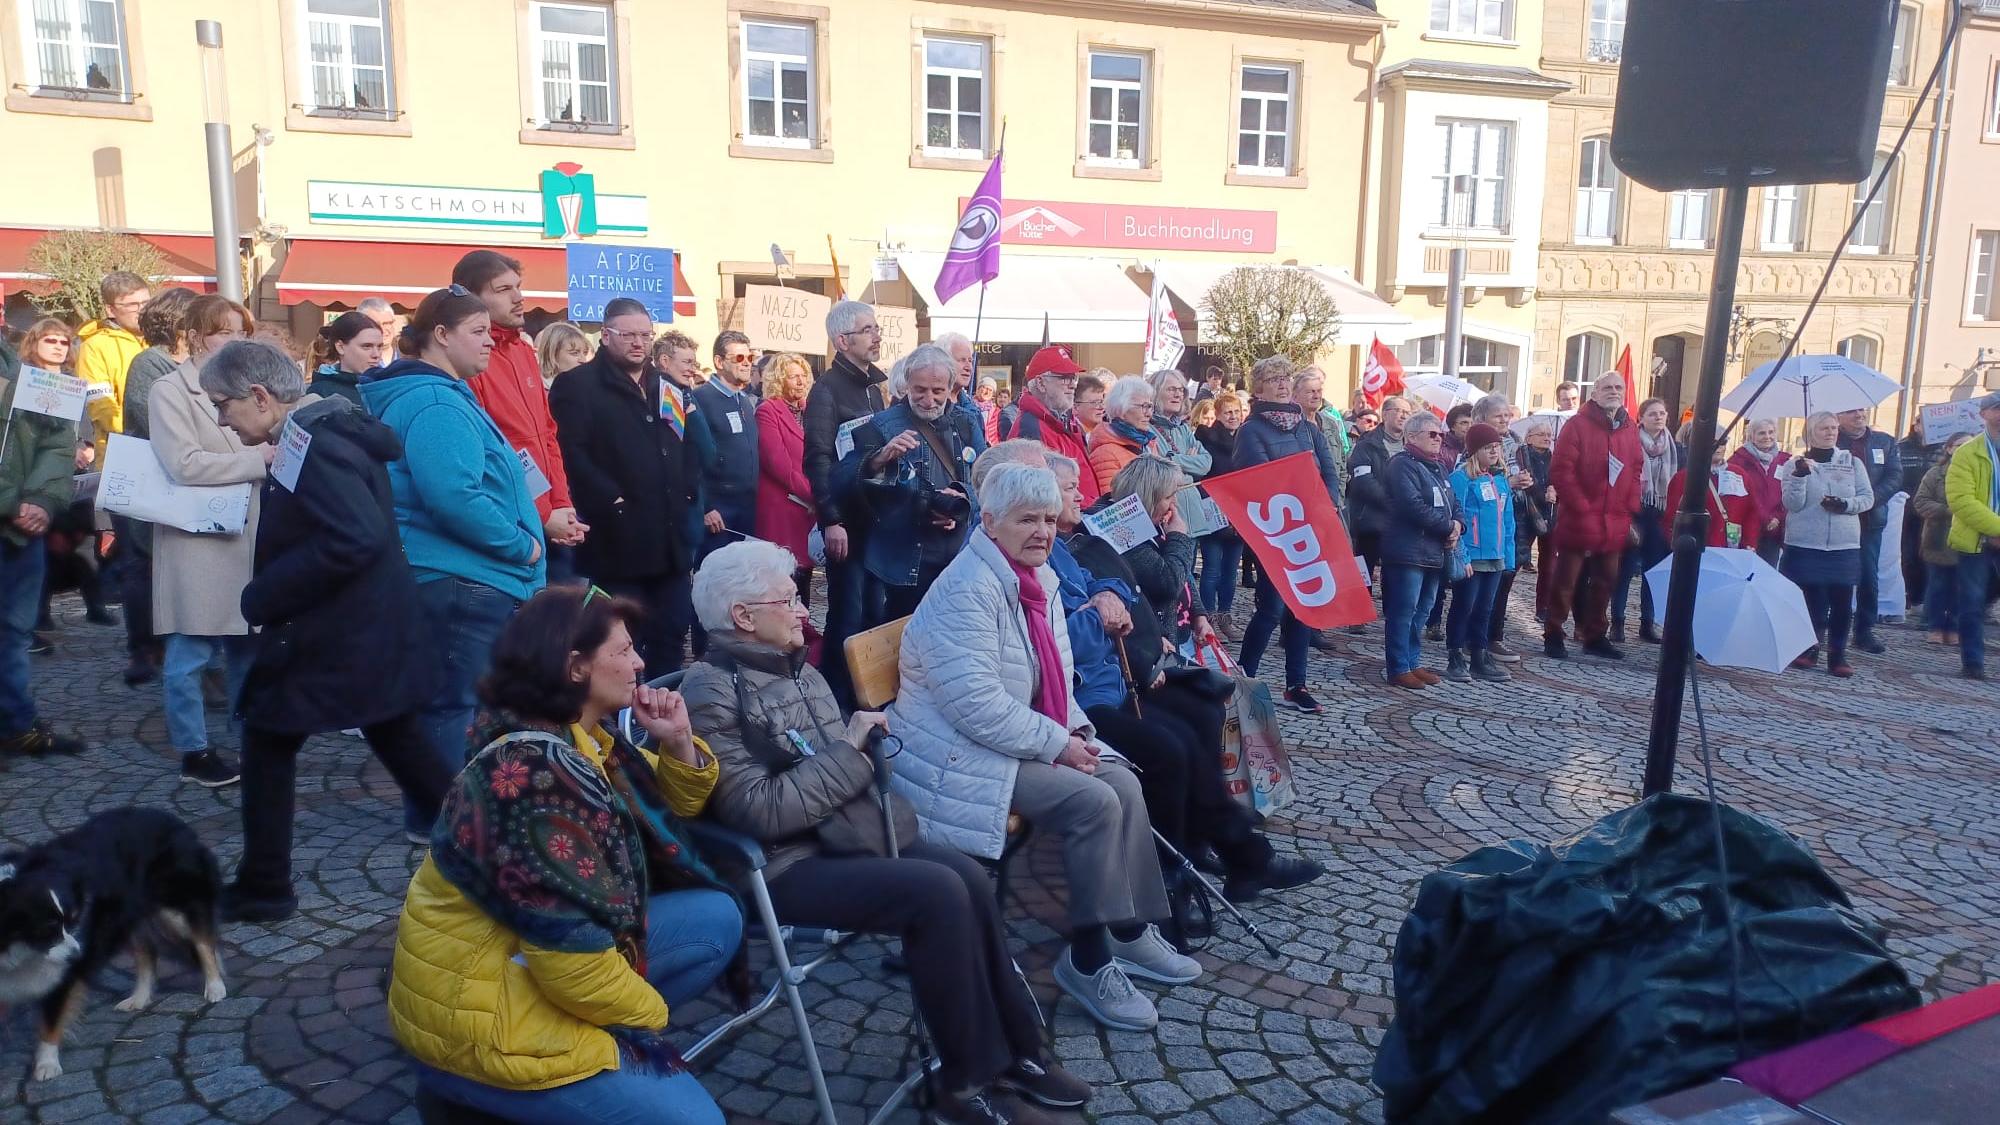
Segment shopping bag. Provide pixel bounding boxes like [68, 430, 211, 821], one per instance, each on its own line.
[1197, 638, 1299, 817]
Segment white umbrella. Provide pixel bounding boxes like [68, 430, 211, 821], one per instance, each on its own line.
[1405, 373, 1483, 414]
[1644, 548, 1816, 673]
[1509, 409, 1574, 441]
[1719, 354, 1902, 419]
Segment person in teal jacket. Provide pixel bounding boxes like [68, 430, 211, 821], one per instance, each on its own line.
[1445, 422, 1517, 683]
[360, 287, 544, 839]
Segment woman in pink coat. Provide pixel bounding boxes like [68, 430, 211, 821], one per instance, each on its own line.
[756, 352, 817, 600]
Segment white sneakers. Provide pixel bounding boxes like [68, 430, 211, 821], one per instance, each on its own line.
[1054, 924, 1204, 1032]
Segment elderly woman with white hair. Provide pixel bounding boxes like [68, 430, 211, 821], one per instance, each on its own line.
[1783, 410, 1874, 677]
[1144, 368, 1213, 520]
[1086, 376, 1156, 493]
[891, 463, 1199, 1033]
[682, 539, 1086, 1124]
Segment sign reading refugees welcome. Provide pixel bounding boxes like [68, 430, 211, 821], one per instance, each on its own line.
[567, 244, 676, 323]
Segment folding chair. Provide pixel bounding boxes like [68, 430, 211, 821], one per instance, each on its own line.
[620, 672, 936, 1125]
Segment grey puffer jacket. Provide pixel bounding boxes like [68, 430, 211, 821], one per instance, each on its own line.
[1781, 448, 1876, 552]
[682, 630, 877, 884]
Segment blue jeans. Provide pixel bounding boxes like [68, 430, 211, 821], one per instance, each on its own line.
[161, 633, 253, 754]
[410, 577, 520, 833]
[1926, 562, 1959, 629]
[0, 539, 46, 736]
[415, 888, 742, 1125]
[1960, 551, 1993, 673]
[1198, 535, 1244, 614]
[1381, 564, 1442, 677]
[1445, 569, 1503, 653]
[1612, 508, 1670, 626]
[1856, 522, 1884, 637]
[1239, 571, 1309, 688]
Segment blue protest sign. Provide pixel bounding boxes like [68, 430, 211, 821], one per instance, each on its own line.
[566, 243, 675, 323]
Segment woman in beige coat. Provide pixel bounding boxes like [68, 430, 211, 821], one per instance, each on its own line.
[149, 295, 270, 786]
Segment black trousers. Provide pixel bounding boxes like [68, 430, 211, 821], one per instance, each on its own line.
[1087, 684, 1271, 877]
[235, 713, 454, 896]
[766, 843, 1043, 1092]
[1486, 568, 1518, 645]
[599, 573, 691, 672]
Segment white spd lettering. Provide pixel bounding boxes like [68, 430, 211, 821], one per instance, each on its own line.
[1244, 492, 1336, 607]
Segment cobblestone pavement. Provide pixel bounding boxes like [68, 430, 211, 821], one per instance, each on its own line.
[3, 590, 1998, 1124]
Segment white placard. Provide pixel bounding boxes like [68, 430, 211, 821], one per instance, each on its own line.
[1185, 492, 1226, 538]
[1920, 400, 1982, 445]
[13, 365, 88, 422]
[1080, 493, 1160, 554]
[1608, 452, 1626, 488]
[270, 417, 313, 492]
[1717, 469, 1747, 498]
[95, 434, 251, 535]
[515, 447, 552, 500]
[835, 414, 873, 460]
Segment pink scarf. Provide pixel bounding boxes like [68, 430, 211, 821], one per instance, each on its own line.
[1008, 554, 1070, 726]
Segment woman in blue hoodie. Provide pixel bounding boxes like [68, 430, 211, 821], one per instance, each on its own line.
[361, 287, 544, 839]
[1445, 422, 1517, 683]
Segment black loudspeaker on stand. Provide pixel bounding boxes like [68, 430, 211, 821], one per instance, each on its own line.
[1609, 0, 1898, 795]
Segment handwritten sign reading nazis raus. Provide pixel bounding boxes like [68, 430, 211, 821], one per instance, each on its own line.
[743, 285, 831, 354]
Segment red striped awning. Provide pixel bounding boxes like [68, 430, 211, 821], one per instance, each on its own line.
[0, 227, 219, 295]
[276, 238, 697, 318]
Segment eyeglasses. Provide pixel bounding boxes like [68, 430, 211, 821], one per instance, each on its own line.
[603, 327, 654, 340]
[841, 325, 883, 338]
[582, 584, 609, 608]
[743, 593, 806, 612]
[447, 283, 472, 297]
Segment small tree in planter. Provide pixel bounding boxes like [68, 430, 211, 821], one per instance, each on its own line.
[26, 230, 169, 324]
[1199, 266, 1342, 377]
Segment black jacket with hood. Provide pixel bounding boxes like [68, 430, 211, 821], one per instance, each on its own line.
[802, 352, 888, 528]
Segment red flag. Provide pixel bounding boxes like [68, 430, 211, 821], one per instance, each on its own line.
[1203, 453, 1376, 628]
[1361, 336, 1406, 409]
[1614, 344, 1638, 410]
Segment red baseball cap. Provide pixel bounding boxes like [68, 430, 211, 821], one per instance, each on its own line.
[1024, 345, 1083, 382]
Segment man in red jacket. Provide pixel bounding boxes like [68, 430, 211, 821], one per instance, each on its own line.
[1544, 377, 1642, 660]
[1007, 344, 1101, 503]
[453, 251, 587, 580]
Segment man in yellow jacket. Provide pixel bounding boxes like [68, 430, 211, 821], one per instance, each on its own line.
[1944, 389, 2000, 680]
[73, 270, 151, 459]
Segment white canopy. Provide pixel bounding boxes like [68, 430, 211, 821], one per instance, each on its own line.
[896, 251, 1151, 344]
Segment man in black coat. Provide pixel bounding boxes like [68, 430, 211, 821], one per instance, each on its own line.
[693, 329, 761, 557]
[548, 298, 699, 667]
[803, 300, 888, 707]
[1346, 394, 1412, 582]
[196, 339, 455, 923]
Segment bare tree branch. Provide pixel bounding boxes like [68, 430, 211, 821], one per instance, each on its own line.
[1199, 267, 1342, 377]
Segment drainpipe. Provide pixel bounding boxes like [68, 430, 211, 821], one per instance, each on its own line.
[1899, 17, 1956, 432]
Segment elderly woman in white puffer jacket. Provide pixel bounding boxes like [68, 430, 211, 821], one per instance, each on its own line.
[889, 462, 1200, 1034]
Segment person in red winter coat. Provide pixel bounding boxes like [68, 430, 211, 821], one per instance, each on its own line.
[1665, 434, 1761, 551]
[1543, 377, 1642, 660]
[1727, 417, 1790, 566]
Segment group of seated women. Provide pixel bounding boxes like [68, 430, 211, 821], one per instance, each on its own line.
[386, 448, 1325, 1125]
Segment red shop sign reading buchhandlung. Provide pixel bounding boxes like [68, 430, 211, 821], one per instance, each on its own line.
[961, 196, 1279, 254]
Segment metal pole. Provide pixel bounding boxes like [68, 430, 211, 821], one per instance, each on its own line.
[1899, 22, 1956, 434]
[1643, 179, 1751, 797]
[196, 20, 241, 303]
[1442, 247, 1466, 382]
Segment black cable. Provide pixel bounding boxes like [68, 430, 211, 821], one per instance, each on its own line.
[1687, 659, 1747, 1057]
[1721, 0, 1966, 439]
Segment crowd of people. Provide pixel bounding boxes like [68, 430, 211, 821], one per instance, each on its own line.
[4, 257, 2000, 1124]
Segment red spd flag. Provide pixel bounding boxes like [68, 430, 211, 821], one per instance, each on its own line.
[1203, 453, 1376, 628]
[1614, 344, 1638, 411]
[1360, 336, 1406, 409]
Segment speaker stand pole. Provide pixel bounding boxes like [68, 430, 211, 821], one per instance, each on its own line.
[1442, 246, 1466, 382]
[1642, 177, 1750, 798]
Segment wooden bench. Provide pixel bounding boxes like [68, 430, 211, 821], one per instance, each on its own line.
[844, 615, 1032, 909]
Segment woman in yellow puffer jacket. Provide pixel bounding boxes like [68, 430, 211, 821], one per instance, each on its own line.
[388, 585, 743, 1123]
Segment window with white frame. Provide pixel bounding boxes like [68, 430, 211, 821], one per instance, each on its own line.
[1236, 64, 1296, 175]
[1971, 232, 2000, 322]
[1668, 189, 1715, 249]
[1563, 331, 1613, 385]
[922, 35, 987, 157]
[1428, 0, 1514, 40]
[1762, 185, 1804, 251]
[1989, 63, 2000, 135]
[1575, 136, 1620, 243]
[1432, 119, 1512, 232]
[1393, 333, 1519, 393]
[743, 18, 816, 147]
[1848, 153, 1895, 253]
[1837, 335, 1882, 370]
[20, 0, 129, 98]
[1889, 4, 1915, 86]
[532, 1, 615, 129]
[1085, 50, 1148, 166]
[1586, 0, 1626, 63]
[303, 0, 393, 117]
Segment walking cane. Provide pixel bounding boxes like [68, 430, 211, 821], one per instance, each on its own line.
[1113, 636, 1283, 959]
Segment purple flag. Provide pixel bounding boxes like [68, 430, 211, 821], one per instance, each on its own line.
[935, 148, 1003, 304]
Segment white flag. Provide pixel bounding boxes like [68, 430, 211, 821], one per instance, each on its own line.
[1143, 269, 1185, 375]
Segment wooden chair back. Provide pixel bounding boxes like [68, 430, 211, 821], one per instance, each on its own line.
[843, 616, 911, 711]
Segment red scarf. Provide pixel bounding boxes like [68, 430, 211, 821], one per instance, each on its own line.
[1008, 555, 1070, 725]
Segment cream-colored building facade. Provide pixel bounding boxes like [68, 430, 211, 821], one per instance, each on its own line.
[1912, 1, 2000, 407]
[1369, 0, 1566, 405]
[1532, 0, 1946, 419]
[0, 0, 1400, 387]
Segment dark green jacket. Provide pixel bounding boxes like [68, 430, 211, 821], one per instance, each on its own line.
[0, 340, 83, 547]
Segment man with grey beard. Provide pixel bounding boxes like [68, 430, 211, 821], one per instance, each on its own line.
[839, 344, 981, 623]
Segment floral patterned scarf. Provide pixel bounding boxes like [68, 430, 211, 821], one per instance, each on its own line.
[1253, 400, 1305, 432]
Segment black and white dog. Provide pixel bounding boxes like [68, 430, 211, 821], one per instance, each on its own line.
[0, 808, 227, 1082]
